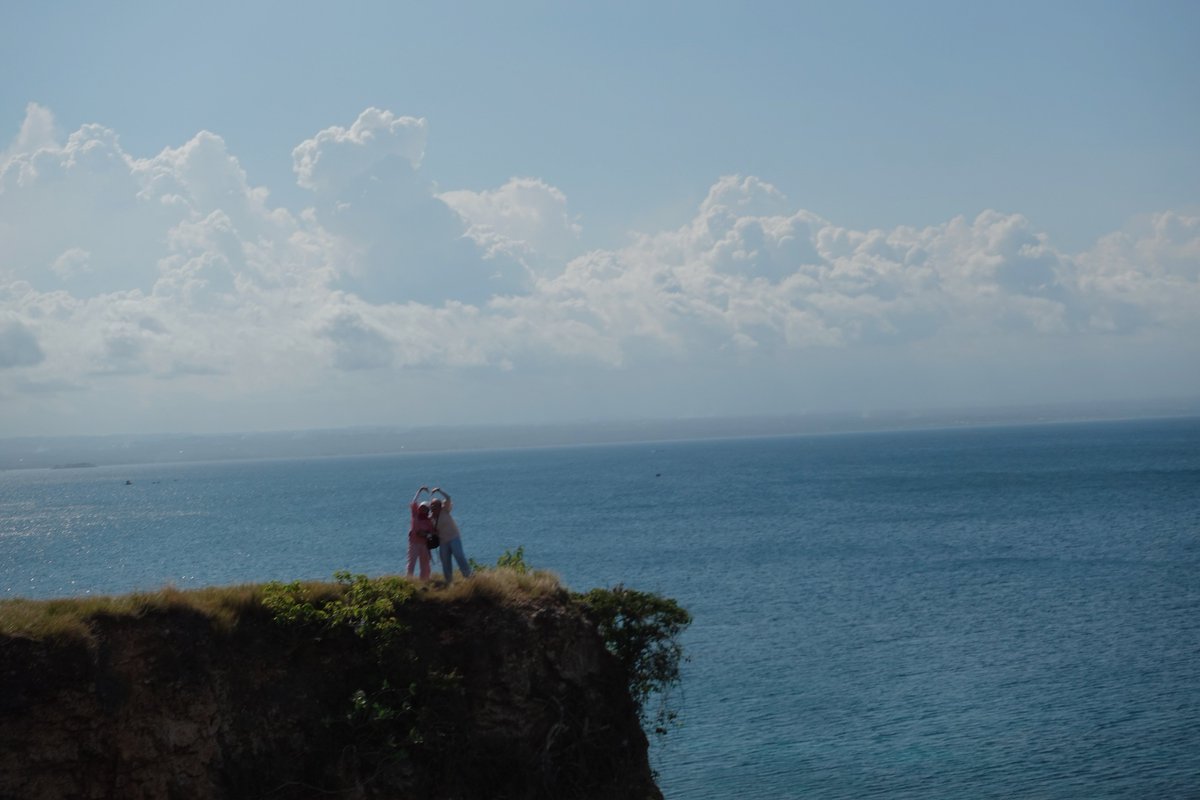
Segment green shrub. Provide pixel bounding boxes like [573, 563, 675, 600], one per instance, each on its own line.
[469, 545, 529, 575]
[262, 572, 424, 772]
[578, 584, 691, 737]
[263, 571, 415, 638]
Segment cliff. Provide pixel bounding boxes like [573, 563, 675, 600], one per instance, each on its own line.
[0, 573, 670, 800]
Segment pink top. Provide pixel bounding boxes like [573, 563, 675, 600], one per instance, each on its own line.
[410, 501, 435, 537]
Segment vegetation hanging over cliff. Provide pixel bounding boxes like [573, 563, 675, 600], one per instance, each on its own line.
[578, 585, 691, 737]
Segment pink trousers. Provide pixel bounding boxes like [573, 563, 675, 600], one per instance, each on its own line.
[406, 532, 431, 579]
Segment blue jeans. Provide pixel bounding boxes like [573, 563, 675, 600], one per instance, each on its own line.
[440, 537, 472, 584]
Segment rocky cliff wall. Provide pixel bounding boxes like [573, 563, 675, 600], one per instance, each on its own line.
[0, 587, 661, 800]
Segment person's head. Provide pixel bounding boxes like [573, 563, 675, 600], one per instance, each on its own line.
[417, 502, 431, 519]
[429, 498, 444, 516]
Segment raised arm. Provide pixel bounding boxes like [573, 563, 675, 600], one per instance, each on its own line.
[431, 487, 452, 512]
[412, 486, 430, 504]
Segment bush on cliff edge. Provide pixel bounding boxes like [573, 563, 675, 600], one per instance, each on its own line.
[468, 546, 692, 738]
[577, 585, 691, 737]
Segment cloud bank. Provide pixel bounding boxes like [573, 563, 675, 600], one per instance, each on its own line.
[1, 104, 1196, 434]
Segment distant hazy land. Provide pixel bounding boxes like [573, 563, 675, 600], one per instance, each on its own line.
[2, 398, 1197, 471]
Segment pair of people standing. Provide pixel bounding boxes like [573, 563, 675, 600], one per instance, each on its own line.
[407, 486, 473, 584]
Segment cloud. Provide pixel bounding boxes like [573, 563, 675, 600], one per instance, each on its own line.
[0, 320, 44, 368]
[292, 108, 427, 193]
[0, 105, 1196, 435]
[1073, 211, 1200, 332]
[290, 108, 527, 305]
[320, 307, 396, 371]
[0, 102, 57, 162]
[440, 177, 582, 275]
[511, 183, 1078, 361]
[51, 247, 92, 281]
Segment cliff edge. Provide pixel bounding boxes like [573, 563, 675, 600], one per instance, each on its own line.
[0, 573, 673, 800]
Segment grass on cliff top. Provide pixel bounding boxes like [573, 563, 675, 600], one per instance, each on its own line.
[0, 567, 563, 643]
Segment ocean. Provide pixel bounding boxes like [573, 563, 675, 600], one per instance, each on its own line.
[2, 417, 1198, 798]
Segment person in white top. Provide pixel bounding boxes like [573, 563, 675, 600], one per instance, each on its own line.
[430, 487, 473, 585]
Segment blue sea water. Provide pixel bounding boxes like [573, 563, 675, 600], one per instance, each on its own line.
[2, 417, 1198, 798]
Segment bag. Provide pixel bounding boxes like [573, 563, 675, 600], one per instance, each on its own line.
[426, 515, 441, 550]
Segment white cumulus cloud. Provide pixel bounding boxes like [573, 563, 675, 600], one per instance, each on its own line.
[0, 105, 1196, 435]
[290, 109, 528, 305]
[292, 108, 427, 193]
[440, 177, 582, 276]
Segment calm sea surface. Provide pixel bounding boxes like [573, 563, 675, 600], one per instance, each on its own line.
[2, 418, 1198, 798]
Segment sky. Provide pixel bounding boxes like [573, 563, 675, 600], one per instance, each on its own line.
[1, 1, 1198, 437]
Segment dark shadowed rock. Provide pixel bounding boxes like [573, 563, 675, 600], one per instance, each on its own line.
[0, 592, 661, 800]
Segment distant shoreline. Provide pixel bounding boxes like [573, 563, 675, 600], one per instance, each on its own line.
[2, 400, 1197, 472]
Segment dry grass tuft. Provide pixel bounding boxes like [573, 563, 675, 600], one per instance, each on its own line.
[0, 598, 96, 642]
[0, 572, 567, 642]
[434, 567, 566, 604]
[0, 583, 275, 642]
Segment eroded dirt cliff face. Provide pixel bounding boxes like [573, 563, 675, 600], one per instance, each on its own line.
[0, 593, 661, 800]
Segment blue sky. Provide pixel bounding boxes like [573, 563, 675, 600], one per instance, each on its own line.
[1, 1, 1198, 436]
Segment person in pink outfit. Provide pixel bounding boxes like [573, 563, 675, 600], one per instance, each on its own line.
[407, 485, 435, 579]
